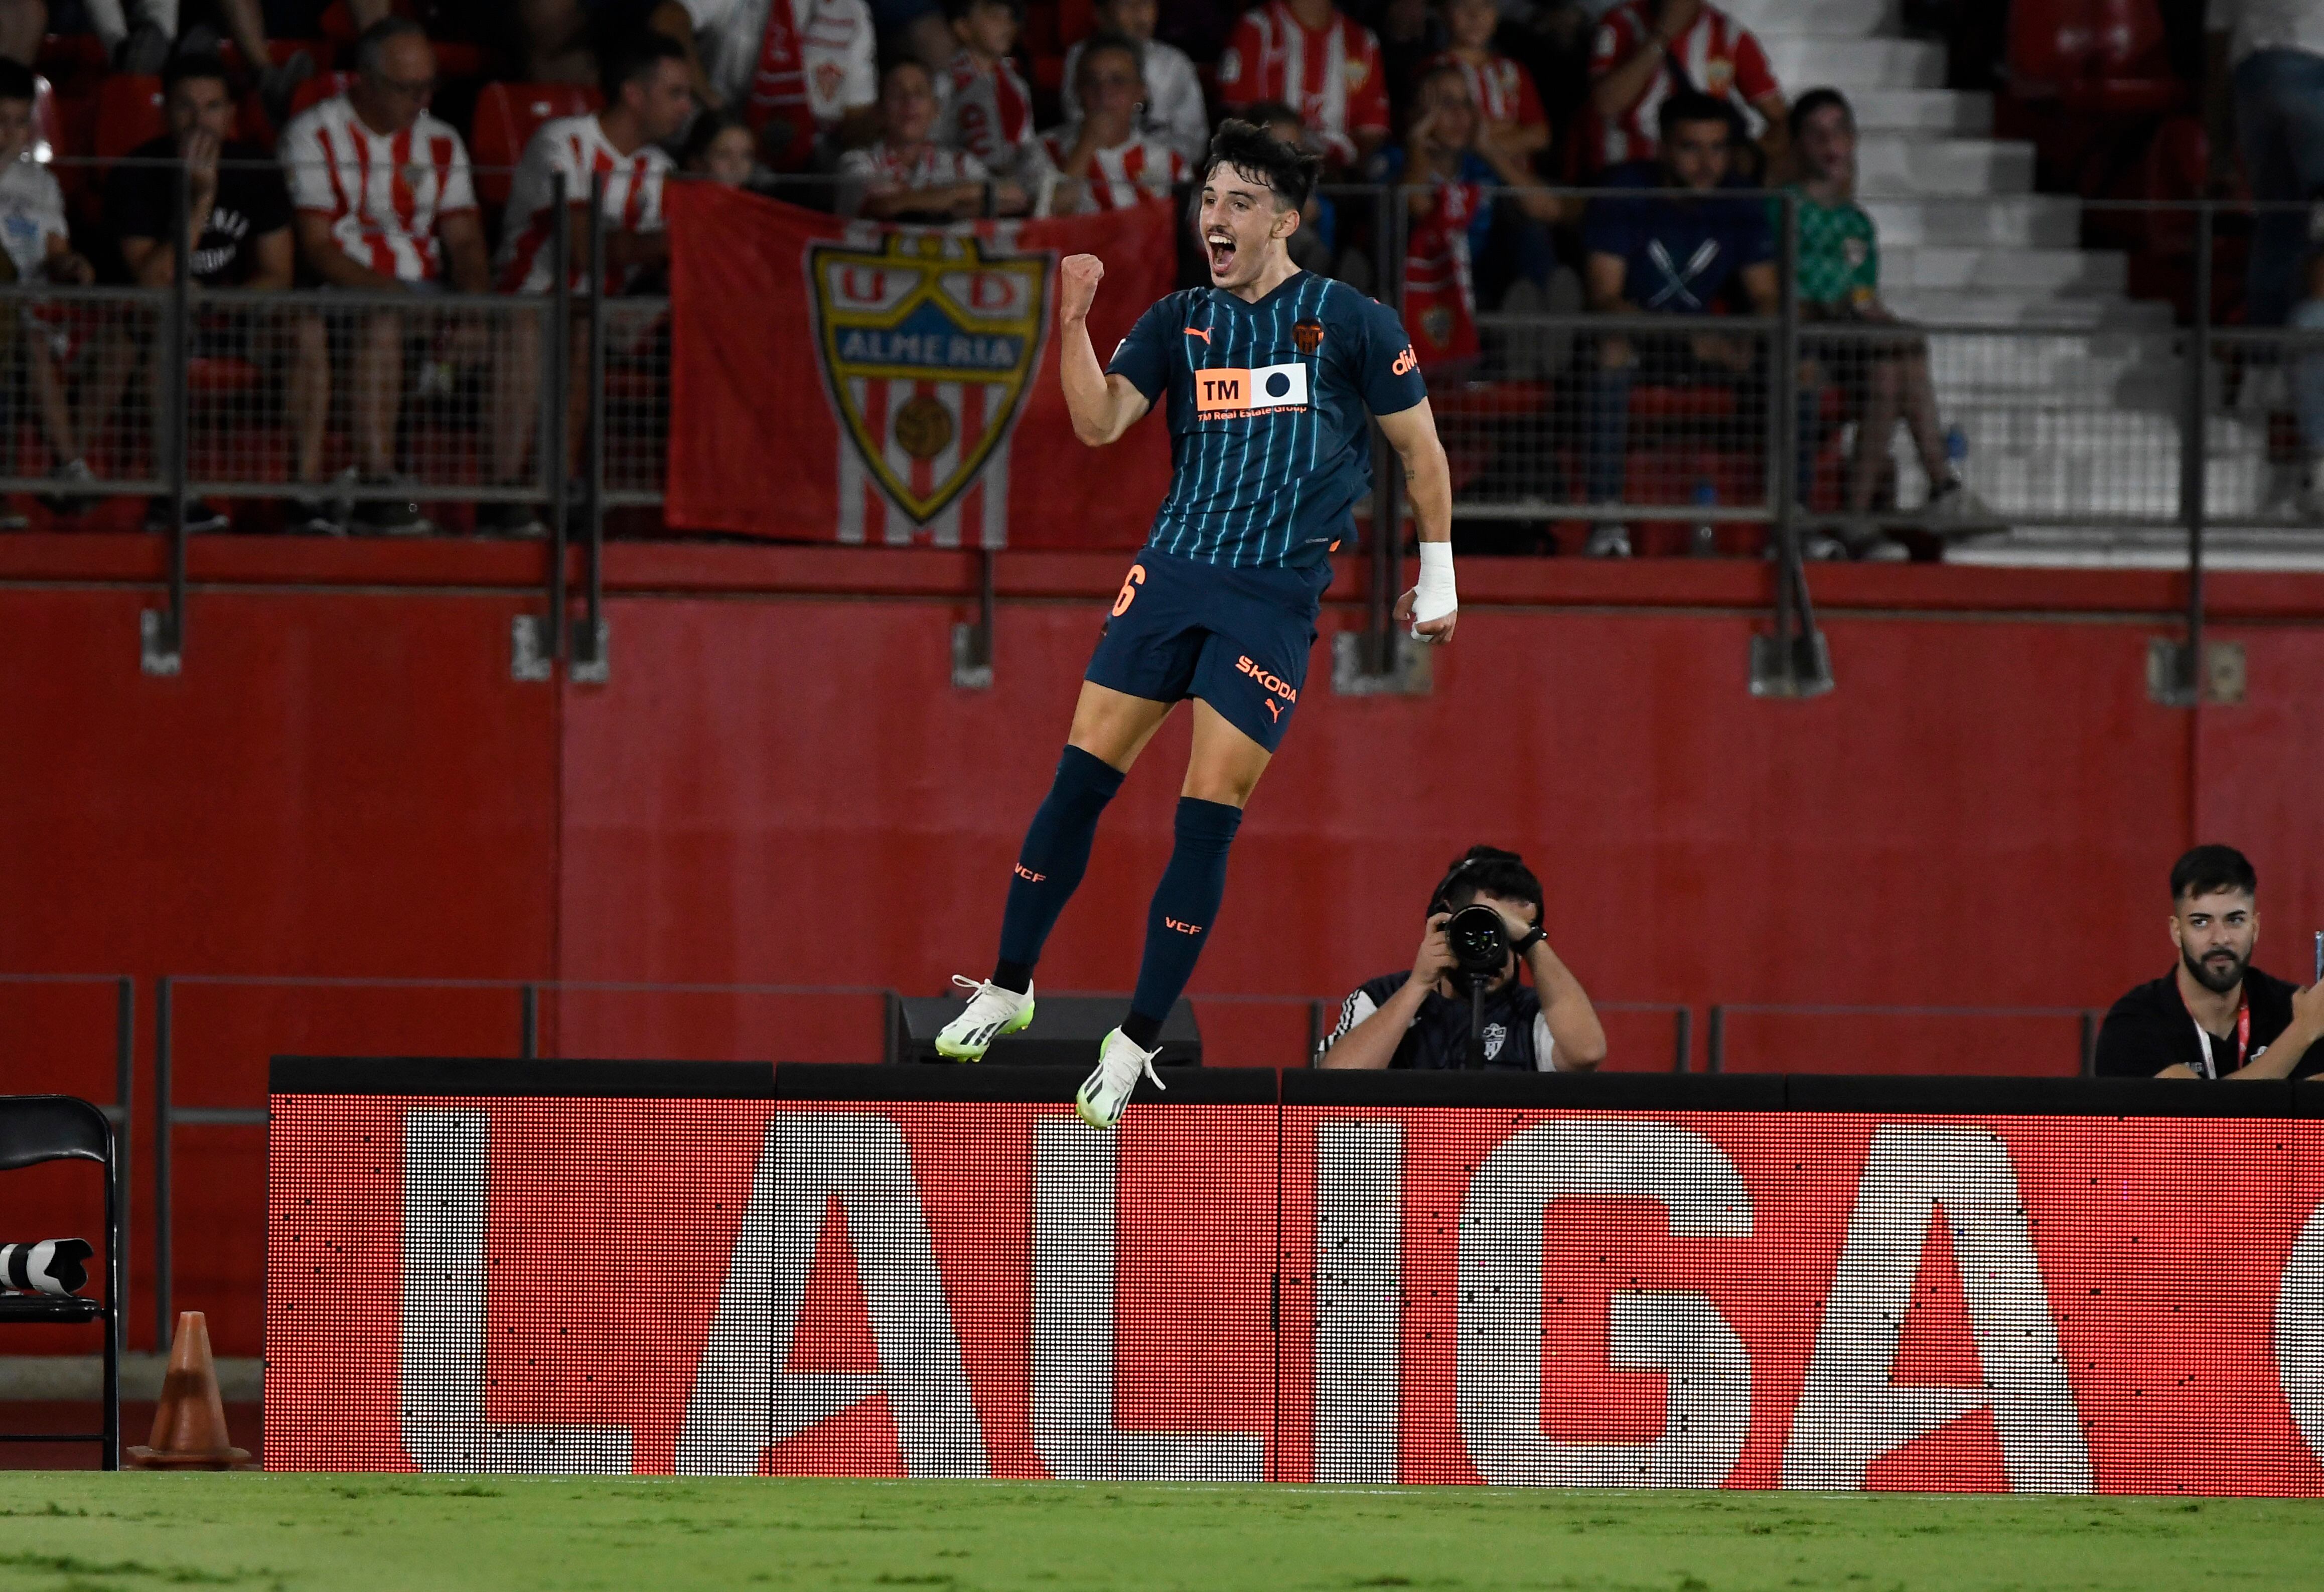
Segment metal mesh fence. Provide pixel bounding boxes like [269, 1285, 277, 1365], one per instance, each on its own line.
[11, 163, 2321, 562]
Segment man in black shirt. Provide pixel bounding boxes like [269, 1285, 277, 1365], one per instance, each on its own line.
[2094, 844, 2324, 1080]
[1318, 845, 1607, 1071]
[103, 51, 295, 535]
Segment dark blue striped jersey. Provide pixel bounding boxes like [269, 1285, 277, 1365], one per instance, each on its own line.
[1106, 271, 1426, 568]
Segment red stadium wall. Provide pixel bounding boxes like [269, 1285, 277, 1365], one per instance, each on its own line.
[3, 538, 2322, 1356]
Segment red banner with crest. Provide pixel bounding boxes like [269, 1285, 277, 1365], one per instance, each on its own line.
[664, 185, 1176, 548]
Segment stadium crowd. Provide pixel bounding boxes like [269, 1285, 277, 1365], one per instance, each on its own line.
[0, 0, 2178, 548]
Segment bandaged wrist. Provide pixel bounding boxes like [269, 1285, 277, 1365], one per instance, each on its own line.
[1411, 539, 1457, 636]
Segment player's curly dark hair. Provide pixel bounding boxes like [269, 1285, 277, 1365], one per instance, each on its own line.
[1202, 117, 1323, 212]
[1427, 846, 1544, 918]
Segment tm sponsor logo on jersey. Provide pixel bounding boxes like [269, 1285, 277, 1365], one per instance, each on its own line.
[1193, 362, 1310, 419]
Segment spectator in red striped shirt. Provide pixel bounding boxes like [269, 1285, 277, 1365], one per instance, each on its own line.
[1216, 0, 1391, 171]
[279, 19, 490, 534]
[1034, 34, 1189, 215]
[935, 0, 1040, 184]
[1585, 0, 1786, 175]
[1428, 0, 1548, 165]
[480, 32, 693, 539]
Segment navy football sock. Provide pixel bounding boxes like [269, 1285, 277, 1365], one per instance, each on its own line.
[992, 746, 1125, 988]
[1126, 797, 1243, 1041]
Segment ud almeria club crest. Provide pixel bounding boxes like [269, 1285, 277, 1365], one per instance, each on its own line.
[809, 229, 1051, 546]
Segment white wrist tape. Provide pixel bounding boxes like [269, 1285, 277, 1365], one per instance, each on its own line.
[1410, 540, 1457, 638]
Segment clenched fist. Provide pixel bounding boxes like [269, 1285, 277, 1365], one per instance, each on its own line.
[1059, 253, 1105, 324]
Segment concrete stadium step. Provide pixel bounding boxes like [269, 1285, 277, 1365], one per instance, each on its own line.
[1855, 134, 2035, 197]
[1717, 0, 1900, 38]
[1952, 526, 2324, 568]
[1762, 35, 1945, 90]
[1881, 287, 2173, 327]
[1881, 245, 2128, 295]
[1847, 88, 1994, 134]
[1862, 194, 2081, 248]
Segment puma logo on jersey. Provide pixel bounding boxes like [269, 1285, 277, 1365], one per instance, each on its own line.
[1165, 917, 1204, 934]
[1183, 326, 1211, 343]
[1195, 363, 1309, 418]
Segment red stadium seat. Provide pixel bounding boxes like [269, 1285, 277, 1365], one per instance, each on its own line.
[2008, 0, 2185, 111]
[471, 82, 602, 207]
[92, 74, 166, 169]
[285, 69, 360, 120]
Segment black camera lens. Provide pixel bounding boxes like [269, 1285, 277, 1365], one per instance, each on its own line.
[1444, 904, 1509, 980]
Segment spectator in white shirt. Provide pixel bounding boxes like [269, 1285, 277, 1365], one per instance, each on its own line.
[278, 19, 489, 534]
[482, 32, 692, 538]
[837, 57, 1025, 218]
[1059, 0, 1207, 168]
[0, 59, 97, 523]
[1037, 36, 1189, 214]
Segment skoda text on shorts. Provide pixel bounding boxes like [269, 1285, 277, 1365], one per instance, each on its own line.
[934, 120, 1460, 1128]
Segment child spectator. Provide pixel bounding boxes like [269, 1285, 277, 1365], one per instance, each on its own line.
[1585, 0, 1786, 174]
[1217, 0, 1390, 170]
[838, 58, 1025, 218]
[1036, 35, 1189, 213]
[664, 0, 880, 171]
[1372, 64, 1563, 372]
[935, 0, 1038, 182]
[1784, 87, 1986, 552]
[681, 111, 759, 187]
[482, 32, 692, 538]
[1059, 0, 1208, 168]
[1428, 0, 1547, 163]
[0, 58, 99, 521]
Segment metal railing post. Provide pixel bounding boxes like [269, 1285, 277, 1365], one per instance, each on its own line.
[515, 174, 572, 682]
[1704, 1003, 1724, 1073]
[153, 975, 173, 1346]
[140, 160, 191, 676]
[520, 982, 539, 1059]
[113, 975, 133, 1336]
[572, 170, 610, 684]
[1672, 1006, 1692, 1074]
[952, 548, 995, 688]
[2080, 1009, 2099, 1077]
[2180, 202, 2214, 705]
[1338, 184, 1422, 695]
[1750, 190, 1831, 698]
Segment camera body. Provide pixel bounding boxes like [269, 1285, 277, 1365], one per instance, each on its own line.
[1443, 902, 1511, 992]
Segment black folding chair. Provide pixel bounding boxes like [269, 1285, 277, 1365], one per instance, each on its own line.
[0, 1096, 122, 1468]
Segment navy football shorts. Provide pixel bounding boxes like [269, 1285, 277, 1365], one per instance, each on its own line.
[1083, 547, 1334, 753]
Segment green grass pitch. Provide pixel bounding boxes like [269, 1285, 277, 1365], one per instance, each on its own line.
[1, 1475, 2317, 1590]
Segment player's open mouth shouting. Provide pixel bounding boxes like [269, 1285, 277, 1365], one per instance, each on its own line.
[1206, 228, 1238, 278]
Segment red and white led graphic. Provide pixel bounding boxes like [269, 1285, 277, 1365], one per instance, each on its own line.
[264, 1095, 2324, 1494]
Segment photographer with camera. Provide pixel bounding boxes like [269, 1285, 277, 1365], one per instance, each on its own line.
[1318, 846, 1607, 1071]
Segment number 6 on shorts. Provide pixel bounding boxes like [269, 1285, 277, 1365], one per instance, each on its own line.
[1113, 563, 1146, 617]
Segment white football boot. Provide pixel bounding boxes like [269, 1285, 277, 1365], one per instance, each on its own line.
[1075, 1028, 1165, 1129]
[933, 974, 1035, 1061]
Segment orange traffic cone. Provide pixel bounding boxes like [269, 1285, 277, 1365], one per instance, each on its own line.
[125, 1311, 252, 1470]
